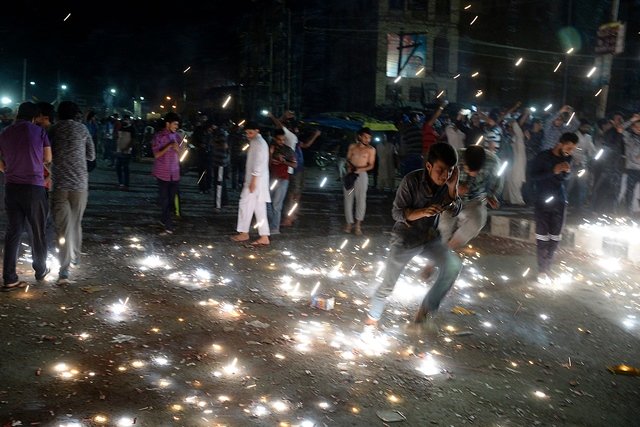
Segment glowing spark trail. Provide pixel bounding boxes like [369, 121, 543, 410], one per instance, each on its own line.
[470, 15, 478, 25]
[287, 203, 298, 216]
[553, 61, 562, 72]
[594, 148, 604, 160]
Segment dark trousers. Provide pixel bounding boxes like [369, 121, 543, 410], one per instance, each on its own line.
[534, 204, 566, 274]
[157, 179, 179, 230]
[592, 170, 622, 214]
[115, 153, 131, 187]
[212, 165, 228, 209]
[230, 156, 245, 190]
[624, 169, 640, 214]
[3, 184, 49, 284]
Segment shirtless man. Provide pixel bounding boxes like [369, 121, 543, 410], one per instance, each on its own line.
[343, 127, 376, 236]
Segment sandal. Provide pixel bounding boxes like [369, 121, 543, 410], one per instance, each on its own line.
[230, 234, 250, 242]
[2, 281, 29, 292]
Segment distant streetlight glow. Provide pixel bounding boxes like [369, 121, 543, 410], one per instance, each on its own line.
[1, 97, 12, 106]
[110, 88, 116, 95]
[29, 81, 36, 86]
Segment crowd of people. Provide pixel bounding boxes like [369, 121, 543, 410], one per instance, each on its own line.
[1, 101, 640, 331]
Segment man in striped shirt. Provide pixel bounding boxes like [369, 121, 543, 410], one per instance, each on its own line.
[49, 101, 96, 285]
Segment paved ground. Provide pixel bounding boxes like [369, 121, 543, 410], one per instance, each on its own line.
[0, 159, 639, 427]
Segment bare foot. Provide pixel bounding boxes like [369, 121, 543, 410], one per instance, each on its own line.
[364, 315, 378, 327]
[230, 232, 249, 242]
[250, 237, 270, 246]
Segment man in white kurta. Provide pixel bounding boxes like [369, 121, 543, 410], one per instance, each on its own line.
[231, 122, 271, 246]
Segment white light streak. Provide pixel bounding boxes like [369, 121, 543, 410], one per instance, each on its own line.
[464, 4, 471, 10]
[222, 95, 231, 108]
[594, 148, 604, 160]
[595, 88, 603, 97]
[179, 149, 189, 163]
[475, 135, 483, 145]
[470, 15, 478, 25]
[63, 13, 71, 21]
[515, 57, 523, 66]
[394, 76, 402, 83]
[453, 73, 461, 79]
[436, 90, 445, 98]
[522, 267, 530, 277]
[534, 390, 548, 398]
[544, 103, 553, 112]
[545, 196, 554, 203]
[540, 314, 549, 320]
[566, 111, 575, 126]
[475, 90, 483, 97]
[471, 71, 479, 77]
[320, 177, 327, 187]
[339, 239, 348, 250]
[362, 238, 370, 249]
[566, 47, 574, 54]
[586, 66, 597, 78]
[553, 61, 562, 72]
[310, 281, 321, 296]
[577, 169, 586, 177]
[270, 180, 278, 190]
[287, 202, 298, 216]
[241, 143, 249, 151]
[497, 161, 508, 177]
[416, 66, 425, 76]
[183, 66, 191, 73]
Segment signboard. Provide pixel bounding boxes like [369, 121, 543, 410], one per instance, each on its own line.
[595, 22, 625, 55]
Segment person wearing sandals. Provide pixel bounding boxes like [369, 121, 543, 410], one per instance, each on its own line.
[0, 102, 52, 291]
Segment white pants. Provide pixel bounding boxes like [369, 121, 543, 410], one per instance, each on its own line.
[343, 171, 368, 224]
[438, 198, 487, 247]
[236, 188, 270, 236]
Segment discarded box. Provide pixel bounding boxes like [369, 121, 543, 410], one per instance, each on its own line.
[310, 295, 335, 311]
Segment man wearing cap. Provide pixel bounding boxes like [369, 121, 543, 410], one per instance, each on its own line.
[231, 122, 271, 246]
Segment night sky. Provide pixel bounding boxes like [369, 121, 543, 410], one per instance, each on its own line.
[0, 1, 251, 105]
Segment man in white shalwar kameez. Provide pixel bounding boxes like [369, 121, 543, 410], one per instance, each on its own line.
[231, 122, 271, 246]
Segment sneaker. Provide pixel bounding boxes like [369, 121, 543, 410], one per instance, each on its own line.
[270, 229, 281, 235]
[56, 277, 70, 286]
[36, 267, 51, 283]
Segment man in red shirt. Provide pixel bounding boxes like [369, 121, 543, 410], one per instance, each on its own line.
[267, 129, 297, 234]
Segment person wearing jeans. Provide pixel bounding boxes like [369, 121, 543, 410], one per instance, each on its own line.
[366, 142, 462, 326]
[267, 129, 296, 234]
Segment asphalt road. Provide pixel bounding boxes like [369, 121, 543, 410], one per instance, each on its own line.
[0, 159, 639, 427]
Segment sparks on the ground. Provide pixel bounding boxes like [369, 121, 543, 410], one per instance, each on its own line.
[361, 238, 370, 249]
[534, 390, 548, 398]
[417, 354, 440, 376]
[339, 239, 348, 250]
